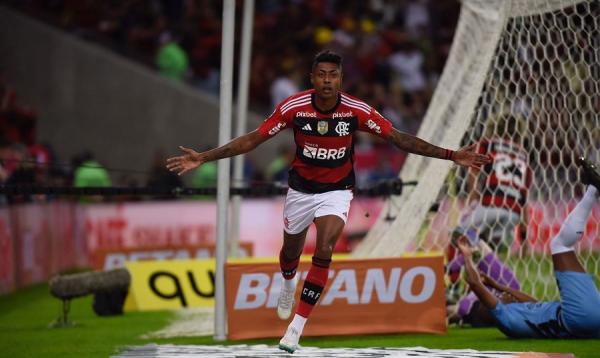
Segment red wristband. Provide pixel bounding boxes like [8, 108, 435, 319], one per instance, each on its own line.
[445, 149, 455, 161]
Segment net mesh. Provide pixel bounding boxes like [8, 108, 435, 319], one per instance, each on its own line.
[357, 0, 600, 302]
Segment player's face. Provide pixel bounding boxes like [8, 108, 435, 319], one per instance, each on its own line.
[310, 62, 342, 100]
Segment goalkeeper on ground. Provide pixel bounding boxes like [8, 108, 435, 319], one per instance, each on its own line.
[455, 157, 600, 338]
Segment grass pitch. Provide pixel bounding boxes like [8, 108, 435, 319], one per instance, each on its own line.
[1, 284, 598, 357]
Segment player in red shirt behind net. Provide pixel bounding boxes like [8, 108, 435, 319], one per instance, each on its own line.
[460, 117, 533, 250]
[167, 50, 490, 353]
[446, 117, 533, 317]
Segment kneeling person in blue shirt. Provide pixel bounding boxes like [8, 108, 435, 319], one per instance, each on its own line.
[455, 157, 600, 339]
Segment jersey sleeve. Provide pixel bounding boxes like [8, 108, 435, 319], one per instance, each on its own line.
[357, 107, 393, 138]
[257, 101, 293, 138]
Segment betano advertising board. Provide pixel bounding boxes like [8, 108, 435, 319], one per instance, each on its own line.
[124, 255, 446, 339]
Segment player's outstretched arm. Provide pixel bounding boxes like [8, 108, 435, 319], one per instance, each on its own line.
[385, 129, 490, 169]
[166, 130, 268, 176]
[456, 239, 499, 310]
[480, 272, 537, 303]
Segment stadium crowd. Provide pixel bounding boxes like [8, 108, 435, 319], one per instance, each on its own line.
[5, 0, 460, 189]
[0, 75, 50, 203]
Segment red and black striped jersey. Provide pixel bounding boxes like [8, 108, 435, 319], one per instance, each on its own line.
[477, 138, 532, 214]
[257, 89, 393, 193]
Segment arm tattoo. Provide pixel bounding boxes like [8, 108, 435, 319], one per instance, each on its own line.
[204, 139, 244, 162]
[203, 133, 261, 162]
[387, 129, 446, 159]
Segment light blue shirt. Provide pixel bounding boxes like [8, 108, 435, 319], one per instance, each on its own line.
[491, 301, 572, 338]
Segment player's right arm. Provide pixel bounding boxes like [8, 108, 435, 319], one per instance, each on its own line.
[456, 239, 499, 310]
[166, 101, 292, 176]
[166, 131, 268, 176]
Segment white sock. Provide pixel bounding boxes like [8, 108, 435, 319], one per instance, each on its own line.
[550, 186, 598, 254]
[289, 314, 307, 334]
[284, 276, 297, 290]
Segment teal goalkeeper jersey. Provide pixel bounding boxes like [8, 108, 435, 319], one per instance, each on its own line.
[491, 271, 600, 339]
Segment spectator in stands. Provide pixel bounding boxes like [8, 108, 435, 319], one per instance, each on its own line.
[388, 40, 428, 96]
[11, 0, 461, 181]
[4, 143, 36, 203]
[156, 31, 189, 82]
[270, 65, 301, 109]
[404, 0, 431, 38]
[0, 75, 37, 146]
[12, 0, 458, 113]
[73, 151, 112, 188]
[0, 139, 12, 184]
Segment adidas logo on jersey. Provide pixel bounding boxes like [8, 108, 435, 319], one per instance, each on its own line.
[302, 124, 312, 131]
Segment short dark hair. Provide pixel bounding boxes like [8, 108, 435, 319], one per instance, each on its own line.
[312, 50, 342, 70]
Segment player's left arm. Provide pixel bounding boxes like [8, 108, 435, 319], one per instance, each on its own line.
[385, 128, 490, 169]
[480, 271, 537, 303]
[357, 107, 489, 167]
[503, 286, 537, 303]
[457, 239, 499, 310]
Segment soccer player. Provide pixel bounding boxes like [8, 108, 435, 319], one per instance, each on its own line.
[445, 117, 531, 315]
[166, 50, 490, 352]
[446, 227, 521, 327]
[455, 117, 533, 250]
[455, 157, 600, 338]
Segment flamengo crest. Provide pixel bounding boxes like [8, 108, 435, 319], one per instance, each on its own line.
[335, 121, 350, 136]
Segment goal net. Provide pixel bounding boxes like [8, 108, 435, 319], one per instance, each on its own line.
[355, 0, 600, 302]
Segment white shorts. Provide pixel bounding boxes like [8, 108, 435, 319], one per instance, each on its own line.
[283, 188, 353, 234]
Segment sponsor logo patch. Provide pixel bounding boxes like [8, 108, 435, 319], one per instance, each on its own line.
[332, 111, 353, 118]
[366, 119, 381, 134]
[296, 111, 317, 118]
[303, 144, 346, 160]
[317, 121, 328, 135]
[268, 122, 286, 135]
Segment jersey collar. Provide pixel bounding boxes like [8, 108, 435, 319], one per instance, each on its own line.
[311, 92, 341, 115]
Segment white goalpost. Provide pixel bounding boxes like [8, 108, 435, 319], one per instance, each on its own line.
[355, 0, 599, 300]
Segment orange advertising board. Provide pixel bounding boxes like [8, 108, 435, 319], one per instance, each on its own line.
[225, 255, 446, 340]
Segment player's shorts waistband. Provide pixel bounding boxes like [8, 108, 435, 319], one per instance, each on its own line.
[288, 169, 354, 193]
